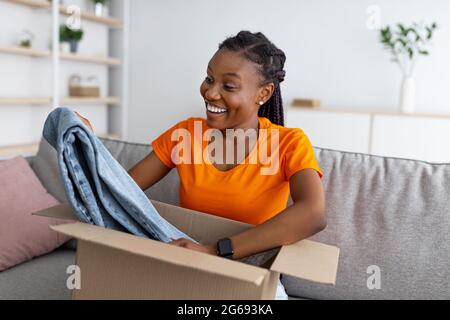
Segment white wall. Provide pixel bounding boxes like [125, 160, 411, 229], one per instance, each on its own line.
[128, 0, 450, 144]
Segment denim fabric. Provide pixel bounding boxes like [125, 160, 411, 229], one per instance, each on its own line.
[275, 279, 288, 300]
[42, 107, 195, 243]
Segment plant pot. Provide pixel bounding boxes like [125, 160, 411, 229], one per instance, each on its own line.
[398, 76, 415, 113]
[60, 42, 71, 53]
[94, 3, 109, 17]
[69, 40, 79, 53]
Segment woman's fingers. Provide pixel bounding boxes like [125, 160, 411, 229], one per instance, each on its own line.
[75, 111, 94, 131]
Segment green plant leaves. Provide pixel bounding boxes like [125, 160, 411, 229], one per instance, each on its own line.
[379, 21, 437, 62]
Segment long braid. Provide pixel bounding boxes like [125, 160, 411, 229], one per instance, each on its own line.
[258, 86, 284, 126]
[218, 31, 286, 126]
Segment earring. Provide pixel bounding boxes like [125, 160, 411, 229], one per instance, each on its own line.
[259, 101, 264, 106]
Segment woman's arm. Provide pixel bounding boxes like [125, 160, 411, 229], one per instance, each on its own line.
[170, 168, 327, 258]
[127, 151, 173, 191]
[227, 168, 326, 259]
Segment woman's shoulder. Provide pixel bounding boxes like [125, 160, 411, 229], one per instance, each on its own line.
[260, 117, 307, 140]
[164, 117, 207, 132]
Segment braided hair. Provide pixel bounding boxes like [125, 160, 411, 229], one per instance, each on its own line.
[218, 31, 286, 126]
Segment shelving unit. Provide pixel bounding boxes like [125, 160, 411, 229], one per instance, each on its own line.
[0, 45, 121, 65]
[0, 0, 129, 158]
[0, 96, 120, 105]
[60, 4, 123, 28]
[3, 0, 50, 9]
[3, 0, 123, 27]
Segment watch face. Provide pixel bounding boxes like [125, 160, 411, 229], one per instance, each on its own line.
[218, 238, 233, 257]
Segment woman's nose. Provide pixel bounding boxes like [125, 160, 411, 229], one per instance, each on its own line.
[204, 86, 220, 101]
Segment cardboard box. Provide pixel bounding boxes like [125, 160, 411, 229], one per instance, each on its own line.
[34, 200, 340, 300]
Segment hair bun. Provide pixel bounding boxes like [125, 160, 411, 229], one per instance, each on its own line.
[276, 70, 286, 83]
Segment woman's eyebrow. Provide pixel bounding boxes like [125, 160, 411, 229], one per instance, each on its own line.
[207, 65, 241, 79]
[224, 72, 241, 79]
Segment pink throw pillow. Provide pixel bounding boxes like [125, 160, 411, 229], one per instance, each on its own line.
[0, 156, 73, 271]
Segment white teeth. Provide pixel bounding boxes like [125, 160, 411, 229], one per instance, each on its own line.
[207, 103, 227, 113]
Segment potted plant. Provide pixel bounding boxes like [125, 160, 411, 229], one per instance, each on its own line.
[18, 30, 35, 48]
[379, 22, 437, 113]
[59, 24, 84, 53]
[91, 0, 110, 17]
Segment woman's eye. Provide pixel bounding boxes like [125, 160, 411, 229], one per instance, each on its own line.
[204, 76, 213, 84]
[224, 84, 236, 90]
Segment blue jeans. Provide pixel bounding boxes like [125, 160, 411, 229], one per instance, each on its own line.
[42, 107, 195, 243]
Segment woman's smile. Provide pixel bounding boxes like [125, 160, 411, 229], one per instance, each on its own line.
[205, 101, 228, 117]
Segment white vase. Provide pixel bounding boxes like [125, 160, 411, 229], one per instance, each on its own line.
[94, 3, 109, 17]
[399, 76, 415, 113]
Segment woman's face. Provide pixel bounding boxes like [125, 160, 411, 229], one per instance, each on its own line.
[200, 49, 273, 131]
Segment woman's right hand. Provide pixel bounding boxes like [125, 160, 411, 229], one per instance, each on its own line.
[75, 111, 94, 132]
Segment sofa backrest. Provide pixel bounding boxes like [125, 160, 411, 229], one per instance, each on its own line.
[32, 137, 450, 299]
[283, 147, 450, 300]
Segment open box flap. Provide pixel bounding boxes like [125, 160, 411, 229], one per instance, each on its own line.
[50, 222, 268, 286]
[33, 201, 253, 244]
[32, 202, 78, 220]
[150, 200, 253, 243]
[270, 239, 340, 284]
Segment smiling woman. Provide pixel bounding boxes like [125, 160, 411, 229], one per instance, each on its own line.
[127, 30, 326, 300]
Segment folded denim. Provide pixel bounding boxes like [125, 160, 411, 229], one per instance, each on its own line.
[42, 107, 195, 243]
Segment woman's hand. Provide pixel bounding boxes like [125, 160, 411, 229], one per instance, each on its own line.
[75, 111, 94, 132]
[169, 238, 217, 256]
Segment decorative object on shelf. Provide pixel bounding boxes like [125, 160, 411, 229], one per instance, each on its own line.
[59, 24, 84, 53]
[68, 74, 100, 97]
[292, 98, 321, 108]
[379, 22, 438, 114]
[90, 0, 110, 17]
[18, 29, 35, 48]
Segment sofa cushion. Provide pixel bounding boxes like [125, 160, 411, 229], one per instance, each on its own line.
[0, 248, 75, 300]
[32, 139, 67, 203]
[282, 147, 450, 300]
[0, 156, 73, 271]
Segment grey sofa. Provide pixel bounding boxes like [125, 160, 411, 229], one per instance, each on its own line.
[1, 137, 449, 300]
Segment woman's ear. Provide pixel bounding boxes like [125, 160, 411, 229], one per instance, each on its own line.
[256, 83, 275, 105]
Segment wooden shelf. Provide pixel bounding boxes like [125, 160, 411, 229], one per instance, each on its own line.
[288, 105, 450, 120]
[0, 97, 51, 105]
[0, 96, 120, 106]
[0, 45, 121, 66]
[60, 52, 121, 66]
[0, 45, 49, 58]
[59, 5, 123, 28]
[2, 0, 123, 28]
[2, 0, 49, 9]
[60, 96, 121, 105]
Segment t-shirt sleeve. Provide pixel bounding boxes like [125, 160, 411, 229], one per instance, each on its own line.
[283, 129, 324, 181]
[151, 118, 190, 169]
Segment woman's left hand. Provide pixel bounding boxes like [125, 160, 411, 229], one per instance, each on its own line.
[169, 238, 217, 255]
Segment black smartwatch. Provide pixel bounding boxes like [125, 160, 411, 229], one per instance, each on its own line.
[216, 238, 234, 259]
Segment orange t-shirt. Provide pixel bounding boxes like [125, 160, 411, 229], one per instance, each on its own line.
[151, 116, 323, 225]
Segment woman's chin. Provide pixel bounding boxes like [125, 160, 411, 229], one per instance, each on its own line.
[206, 111, 228, 126]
